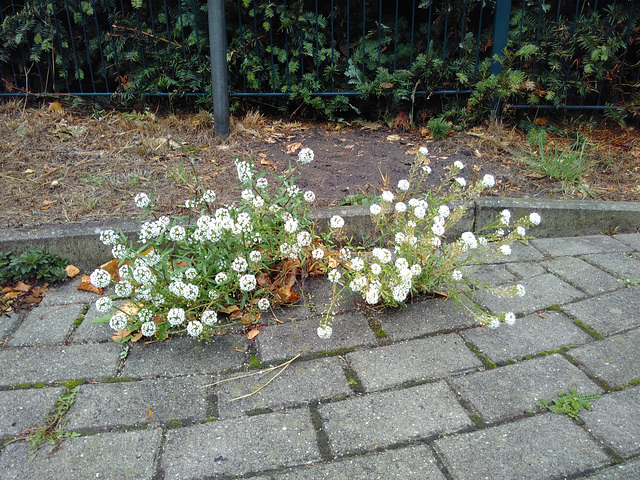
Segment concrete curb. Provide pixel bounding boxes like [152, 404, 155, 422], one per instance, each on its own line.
[1, 198, 639, 271]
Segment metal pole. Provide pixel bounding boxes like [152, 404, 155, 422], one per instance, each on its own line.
[491, 0, 512, 76]
[208, 0, 230, 137]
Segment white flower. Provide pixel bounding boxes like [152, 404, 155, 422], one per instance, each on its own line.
[286, 185, 301, 197]
[432, 223, 445, 236]
[312, 248, 324, 259]
[529, 212, 541, 225]
[395, 257, 409, 270]
[169, 225, 186, 241]
[501, 209, 511, 226]
[256, 177, 268, 189]
[303, 190, 315, 203]
[397, 179, 410, 191]
[231, 257, 248, 273]
[381, 191, 394, 202]
[408, 220, 417, 228]
[236, 159, 252, 183]
[430, 237, 441, 248]
[202, 189, 216, 202]
[419, 146, 429, 155]
[370, 204, 382, 215]
[395, 202, 407, 213]
[252, 196, 265, 208]
[249, 250, 262, 262]
[496, 229, 505, 237]
[366, 287, 380, 304]
[395, 232, 407, 244]
[134, 192, 150, 208]
[239, 274, 257, 292]
[505, 312, 516, 325]
[500, 244, 512, 256]
[414, 206, 426, 219]
[141, 321, 156, 337]
[461, 231, 478, 249]
[215, 272, 228, 284]
[517, 226, 526, 236]
[109, 312, 128, 331]
[328, 269, 342, 283]
[453, 160, 465, 170]
[90, 269, 111, 288]
[392, 284, 410, 302]
[481, 174, 495, 188]
[258, 298, 270, 311]
[298, 147, 314, 164]
[455, 177, 466, 187]
[167, 308, 185, 326]
[96, 297, 113, 313]
[317, 325, 332, 339]
[422, 165, 432, 174]
[284, 218, 299, 233]
[138, 308, 152, 323]
[452, 270, 463, 281]
[515, 284, 525, 297]
[133, 266, 155, 285]
[115, 281, 133, 297]
[488, 317, 500, 329]
[297, 231, 312, 247]
[410, 264, 422, 276]
[371, 263, 382, 275]
[330, 215, 344, 229]
[99, 229, 118, 246]
[184, 268, 197, 280]
[351, 257, 365, 271]
[202, 310, 218, 325]
[372, 248, 392, 264]
[187, 320, 203, 337]
[111, 244, 129, 260]
[439, 205, 450, 218]
[241, 189, 254, 202]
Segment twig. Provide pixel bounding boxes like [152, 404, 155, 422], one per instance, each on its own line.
[230, 355, 299, 401]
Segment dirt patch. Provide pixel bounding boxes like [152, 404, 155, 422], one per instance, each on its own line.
[0, 101, 639, 230]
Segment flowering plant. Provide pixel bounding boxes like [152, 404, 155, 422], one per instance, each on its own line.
[91, 149, 320, 342]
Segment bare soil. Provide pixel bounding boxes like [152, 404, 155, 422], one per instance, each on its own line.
[1, 101, 639, 230]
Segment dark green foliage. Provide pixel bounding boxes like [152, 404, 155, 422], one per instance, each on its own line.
[427, 116, 452, 138]
[0, 249, 68, 284]
[536, 388, 600, 419]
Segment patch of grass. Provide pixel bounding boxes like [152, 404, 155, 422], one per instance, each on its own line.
[465, 341, 497, 369]
[573, 319, 605, 339]
[536, 388, 600, 419]
[248, 356, 262, 369]
[617, 278, 640, 288]
[166, 420, 185, 428]
[33, 382, 48, 389]
[428, 117, 452, 139]
[61, 379, 86, 390]
[338, 193, 381, 206]
[12, 383, 33, 389]
[367, 318, 387, 338]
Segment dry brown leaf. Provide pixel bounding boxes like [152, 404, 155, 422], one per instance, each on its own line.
[256, 273, 271, 287]
[130, 332, 143, 342]
[77, 279, 103, 295]
[285, 142, 302, 154]
[2, 291, 21, 300]
[65, 265, 80, 278]
[99, 258, 123, 281]
[111, 329, 131, 342]
[247, 328, 260, 340]
[386, 134, 401, 142]
[121, 301, 141, 316]
[14, 281, 31, 292]
[147, 407, 153, 420]
[174, 261, 188, 268]
[276, 285, 301, 304]
[220, 305, 240, 314]
[48, 101, 63, 112]
[40, 201, 52, 210]
[534, 117, 548, 126]
[229, 310, 243, 320]
[24, 168, 35, 174]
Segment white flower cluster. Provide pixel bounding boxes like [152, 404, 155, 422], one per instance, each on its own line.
[298, 147, 314, 164]
[139, 216, 169, 243]
[134, 192, 150, 209]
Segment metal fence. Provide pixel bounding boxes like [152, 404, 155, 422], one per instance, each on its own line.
[0, 0, 638, 110]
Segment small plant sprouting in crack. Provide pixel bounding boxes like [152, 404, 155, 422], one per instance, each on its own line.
[7, 386, 82, 460]
[536, 388, 600, 419]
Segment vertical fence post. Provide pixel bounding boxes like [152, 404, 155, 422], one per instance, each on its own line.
[208, 0, 230, 137]
[491, 0, 512, 75]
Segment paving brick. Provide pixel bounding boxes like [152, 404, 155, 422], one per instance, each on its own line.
[162, 409, 320, 478]
[542, 257, 622, 295]
[0, 343, 121, 386]
[504, 262, 548, 279]
[461, 311, 593, 363]
[582, 252, 640, 281]
[0, 312, 20, 341]
[38, 278, 100, 308]
[563, 287, 640, 335]
[532, 235, 631, 256]
[65, 375, 214, 431]
[580, 386, 640, 457]
[305, 276, 360, 315]
[7, 303, 84, 346]
[256, 312, 377, 363]
[479, 273, 584, 315]
[69, 301, 113, 343]
[346, 334, 481, 391]
[255, 445, 446, 479]
[122, 335, 246, 378]
[378, 298, 478, 341]
[578, 458, 640, 479]
[479, 241, 544, 263]
[569, 328, 640, 387]
[0, 386, 64, 437]
[216, 357, 351, 419]
[434, 414, 610, 480]
[451, 354, 603, 423]
[462, 264, 515, 285]
[613, 233, 640, 251]
[0, 428, 162, 479]
[319, 381, 473, 455]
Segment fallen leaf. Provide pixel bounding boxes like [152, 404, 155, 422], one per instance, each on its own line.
[40, 201, 52, 210]
[111, 329, 132, 342]
[247, 328, 260, 340]
[229, 310, 243, 320]
[2, 291, 21, 300]
[14, 281, 31, 292]
[65, 265, 80, 278]
[48, 101, 64, 112]
[220, 305, 240, 314]
[285, 142, 302, 154]
[534, 117, 548, 126]
[24, 168, 35, 174]
[241, 312, 260, 324]
[121, 301, 141, 316]
[99, 258, 127, 282]
[147, 408, 153, 420]
[386, 134, 401, 142]
[77, 278, 103, 295]
[130, 332, 143, 342]
[275, 285, 301, 304]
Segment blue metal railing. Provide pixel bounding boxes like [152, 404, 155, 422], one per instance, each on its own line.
[0, 0, 638, 111]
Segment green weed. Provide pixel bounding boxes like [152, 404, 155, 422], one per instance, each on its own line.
[536, 388, 599, 419]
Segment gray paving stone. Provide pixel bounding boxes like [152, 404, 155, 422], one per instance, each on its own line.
[260, 303, 314, 324]
[479, 273, 584, 315]
[462, 264, 515, 285]
[0, 343, 121, 386]
[257, 445, 446, 479]
[319, 381, 473, 455]
[451, 354, 603, 423]
[461, 311, 593, 363]
[434, 414, 610, 480]
[122, 335, 246, 378]
[532, 235, 631, 256]
[69, 301, 113, 342]
[378, 298, 478, 341]
[216, 357, 351, 419]
[580, 386, 640, 457]
[162, 409, 320, 478]
[479, 241, 545, 263]
[0, 386, 64, 437]
[256, 312, 377, 363]
[306, 276, 360, 315]
[613, 233, 640, 251]
[504, 261, 548, 279]
[582, 252, 640, 281]
[579, 458, 640, 479]
[542, 257, 622, 295]
[0, 312, 20, 341]
[38, 278, 100, 308]
[563, 287, 640, 336]
[7, 303, 84, 346]
[0, 428, 162, 479]
[569, 328, 640, 387]
[346, 334, 481, 391]
[66, 375, 214, 431]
